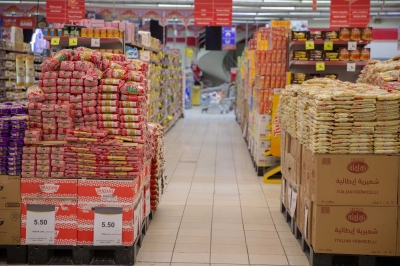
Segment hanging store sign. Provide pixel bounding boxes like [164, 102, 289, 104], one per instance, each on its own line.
[1, 16, 36, 29]
[46, 0, 85, 23]
[330, 0, 370, 28]
[222, 26, 236, 50]
[194, 0, 232, 26]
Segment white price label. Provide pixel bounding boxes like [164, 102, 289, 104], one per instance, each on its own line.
[348, 41, 357, 51]
[304, 205, 309, 239]
[145, 185, 151, 217]
[91, 38, 101, 47]
[139, 50, 151, 62]
[287, 187, 292, 210]
[94, 207, 123, 246]
[347, 62, 356, 72]
[289, 190, 298, 217]
[26, 204, 55, 244]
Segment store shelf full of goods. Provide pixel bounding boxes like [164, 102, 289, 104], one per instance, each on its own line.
[288, 29, 372, 83]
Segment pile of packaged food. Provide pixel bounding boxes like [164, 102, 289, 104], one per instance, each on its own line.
[278, 77, 400, 154]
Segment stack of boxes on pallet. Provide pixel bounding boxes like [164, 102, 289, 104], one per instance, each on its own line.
[245, 26, 290, 169]
[282, 132, 399, 255]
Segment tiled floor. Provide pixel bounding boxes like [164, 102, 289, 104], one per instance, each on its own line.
[136, 108, 309, 266]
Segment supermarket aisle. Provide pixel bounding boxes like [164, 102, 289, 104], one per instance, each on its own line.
[136, 108, 309, 266]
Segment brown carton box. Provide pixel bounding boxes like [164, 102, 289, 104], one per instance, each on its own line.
[397, 207, 400, 256]
[0, 175, 21, 209]
[301, 146, 312, 198]
[297, 185, 312, 244]
[311, 204, 396, 255]
[303, 148, 398, 206]
[0, 208, 21, 245]
[282, 135, 302, 185]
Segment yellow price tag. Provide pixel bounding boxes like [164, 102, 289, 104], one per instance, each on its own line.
[69, 38, 78, 46]
[305, 40, 314, 50]
[142, 46, 145, 52]
[324, 41, 333, 50]
[316, 62, 325, 71]
[51, 37, 60, 45]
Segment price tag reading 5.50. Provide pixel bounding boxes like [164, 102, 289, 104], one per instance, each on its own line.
[69, 38, 78, 46]
[26, 204, 55, 244]
[51, 37, 60, 45]
[316, 62, 325, 71]
[94, 207, 123, 246]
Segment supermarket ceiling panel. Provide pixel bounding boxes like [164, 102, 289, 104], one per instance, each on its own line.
[0, 0, 399, 22]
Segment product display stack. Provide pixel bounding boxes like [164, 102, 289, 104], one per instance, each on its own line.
[148, 122, 165, 210]
[278, 75, 400, 262]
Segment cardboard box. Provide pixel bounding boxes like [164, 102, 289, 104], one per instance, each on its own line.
[77, 179, 140, 246]
[296, 185, 312, 244]
[312, 204, 397, 255]
[254, 113, 271, 140]
[0, 209, 21, 244]
[282, 134, 302, 185]
[21, 178, 77, 199]
[303, 148, 398, 206]
[397, 207, 400, 256]
[0, 175, 21, 209]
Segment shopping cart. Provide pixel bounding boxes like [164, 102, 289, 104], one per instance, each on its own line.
[201, 83, 235, 114]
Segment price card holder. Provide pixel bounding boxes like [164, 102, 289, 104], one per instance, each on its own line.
[26, 204, 55, 244]
[304, 204, 309, 239]
[289, 189, 298, 217]
[51, 37, 60, 45]
[316, 62, 325, 71]
[91, 38, 100, 47]
[324, 41, 333, 50]
[347, 62, 356, 72]
[133, 196, 141, 242]
[94, 207, 123, 246]
[305, 41, 314, 50]
[287, 186, 292, 210]
[348, 41, 357, 51]
[69, 38, 78, 46]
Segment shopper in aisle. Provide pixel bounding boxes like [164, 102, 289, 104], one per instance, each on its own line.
[191, 60, 202, 85]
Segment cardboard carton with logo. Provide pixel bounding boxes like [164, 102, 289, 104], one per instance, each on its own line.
[281, 134, 302, 185]
[0, 209, 21, 245]
[77, 179, 140, 245]
[0, 175, 21, 209]
[311, 204, 397, 255]
[296, 184, 312, 244]
[303, 148, 398, 206]
[20, 179, 78, 245]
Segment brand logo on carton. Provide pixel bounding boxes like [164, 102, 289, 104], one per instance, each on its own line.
[0, 183, 3, 191]
[347, 159, 368, 174]
[0, 218, 3, 226]
[39, 184, 60, 194]
[346, 210, 367, 223]
[95, 187, 115, 196]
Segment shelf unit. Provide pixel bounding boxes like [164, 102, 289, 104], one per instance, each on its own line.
[288, 39, 370, 82]
[43, 36, 125, 53]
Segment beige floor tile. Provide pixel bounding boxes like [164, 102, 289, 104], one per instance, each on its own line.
[211, 236, 246, 245]
[171, 264, 210, 266]
[178, 229, 211, 237]
[247, 245, 285, 255]
[140, 243, 175, 252]
[287, 255, 310, 266]
[212, 223, 244, 231]
[147, 228, 179, 236]
[135, 263, 170, 266]
[174, 243, 211, 253]
[149, 222, 181, 229]
[249, 254, 289, 265]
[211, 244, 247, 254]
[212, 211, 242, 218]
[213, 216, 243, 224]
[171, 252, 210, 263]
[244, 224, 276, 231]
[180, 222, 212, 230]
[137, 252, 173, 263]
[212, 229, 245, 238]
[245, 230, 279, 239]
[176, 235, 211, 244]
[142, 235, 177, 244]
[182, 215, 212, 224]
[183, 210, 213, 217]
[211, 253, 249, 264]
[280, 239, 301, 247]
[246, 238, 282, 246]
[284, 246, 307, 256]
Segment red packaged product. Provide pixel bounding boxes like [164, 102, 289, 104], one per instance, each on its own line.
[58, 93, 71, 101]
[82, 100, 97, 108]
[59, 71, 73, 78]
[43, 71, 59, 79]
[42, 87, 57, 94]
[70, 95, 82, 103]
[73, 71, 86, 79]
[57, 85, 70, 93]
[60, 61, 75, 71]
[71, 79, 83, 86]
[84, 87, 99, 93]
[97, 93, 118, 100]
[82, 107, 96, 115]
[57, 78, 70, 86]
[96, 106, 118, 114]
[82, 93, 97, 101]
[98, 100, 119, 106]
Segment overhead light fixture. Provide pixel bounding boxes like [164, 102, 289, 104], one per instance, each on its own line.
[386, 12, 400, 15]
[313, 18, 329, 20]
[260, 7, 295, 10]
[290, 12, 322, 15]
[257, 12, 289, 16]
[158, 4, 193, 8]
[302, 0, 330, 2]
[233, 12, 257, 16]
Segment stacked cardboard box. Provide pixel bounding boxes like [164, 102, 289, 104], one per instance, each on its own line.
[0, 175, 21, 245]
[281, 131, 399, 255]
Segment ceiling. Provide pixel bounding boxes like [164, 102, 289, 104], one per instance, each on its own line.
[0, 0, 399, 23]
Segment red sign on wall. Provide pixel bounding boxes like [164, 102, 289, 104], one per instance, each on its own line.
[330, 0, 370, 28]
[194, 0, 232, 26]
[1, 17, 36, 29]
[46, 0, 85, 23]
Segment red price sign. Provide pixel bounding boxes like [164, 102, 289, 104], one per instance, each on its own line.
[194, 0, 232, 26]
[330, 0, 370, 28]
[46, 0, 85, 23]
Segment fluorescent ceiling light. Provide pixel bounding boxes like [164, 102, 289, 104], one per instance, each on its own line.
[386, 12, 400, 15]
[158, 4, 193, 7]
[257, 12, 289, 15]
[290, 12, 322, 15]
[313, 18, 329, 20]
[260, 7, 295, 10]
[233, 12, 257, 15]
[262, 0, 299, 2]
[302, 0, 330, 2]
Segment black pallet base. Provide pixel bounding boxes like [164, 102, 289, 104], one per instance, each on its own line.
[287, 208, 400, 266]
[0, 245, 28, 264]
[28, 244, 137, 265]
